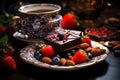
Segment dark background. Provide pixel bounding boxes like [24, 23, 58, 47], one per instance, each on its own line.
[0, 0, 63, 14]
[0, 0, 120, 15]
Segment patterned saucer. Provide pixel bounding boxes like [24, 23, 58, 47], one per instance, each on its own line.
[20, 41, 109, 71]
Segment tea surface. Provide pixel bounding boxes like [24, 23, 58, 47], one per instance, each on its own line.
[27, 9, 54, 13]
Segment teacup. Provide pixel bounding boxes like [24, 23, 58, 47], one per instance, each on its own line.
[15, 3, 62, 38]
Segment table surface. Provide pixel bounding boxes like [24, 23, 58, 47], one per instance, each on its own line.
[0, 6, 120, 80]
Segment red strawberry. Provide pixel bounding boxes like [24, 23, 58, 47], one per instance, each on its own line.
[72, 49, 87, 64]
[1, 56, 17, 70]
[81, 35, 92, 47]
[6, 48, 14, 56]
[0, 26, 6, 37]
[61, 13, 77, 30]
[41, 45, 55, 57]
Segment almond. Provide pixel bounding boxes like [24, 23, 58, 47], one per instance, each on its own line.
[86, 47, 92, 52]
[80, 43, 90, 49]
[100, 49, 106, 54]
[99, 41, 105, 45]
[66, 60, 75, 66]
[91, 48, 101, 56]
[60, 58, 67, 66]
[108, 41, 120, 46]
[42, 57, 52, 64]
[94, 47, 100, 49]
[113, 44, 120, 49]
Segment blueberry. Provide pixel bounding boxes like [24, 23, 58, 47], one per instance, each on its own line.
[87, 52, 93, 59]
[55, 54, 61, 58]
[58, 34, 64, 40]
[35, 50, 40, 54]
[113, 49, 120, 57]
[70, 49, 76, 55]
[34, 52, 42, 60]
[52, 57, 61, 65]
[65, 52, 72, 58]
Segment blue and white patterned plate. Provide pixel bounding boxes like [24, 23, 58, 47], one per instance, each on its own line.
[20, 41, 109, 71]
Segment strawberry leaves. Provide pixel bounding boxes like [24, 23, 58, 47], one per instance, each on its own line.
[0, 14, 16, 71]
[0, 35, 8, 48]
[0, 35, 16, 71]
[0, 33, 14, 58]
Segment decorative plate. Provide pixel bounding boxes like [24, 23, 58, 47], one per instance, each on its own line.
[20, 41, 109, 71]
[13, 31, 44, 43]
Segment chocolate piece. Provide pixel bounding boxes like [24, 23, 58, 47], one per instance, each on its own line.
[44, 27, 82, 52]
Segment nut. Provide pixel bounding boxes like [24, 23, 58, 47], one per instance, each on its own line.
[86, 47, 92, 52]
[113, 44, 120, 49]
[80, 43, 90, 49]
[99, 41, 105, 45]
[60, 58, 67, 66]
[100, 49, 106, 54]
[108, 41, 120, 46]
[66, 60, 75, 66]
[42, 57, 52, 64]
[94, 47, 100, 49]
[91, 48, 102, 56]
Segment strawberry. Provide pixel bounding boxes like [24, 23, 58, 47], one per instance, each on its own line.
[1, 56, 17, 70]
[61, 13, 77, 30]
[6, 48, 14, 56]
[0, 26, 6, 37]
[72, 49, 87, 64]
[41, 45, 55, 57]
[81, 35, 92, 47]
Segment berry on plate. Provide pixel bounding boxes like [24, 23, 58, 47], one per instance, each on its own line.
[81, 35, 92, 47]
[72, 49, 87, 64]
[41, 45, 55, 57]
